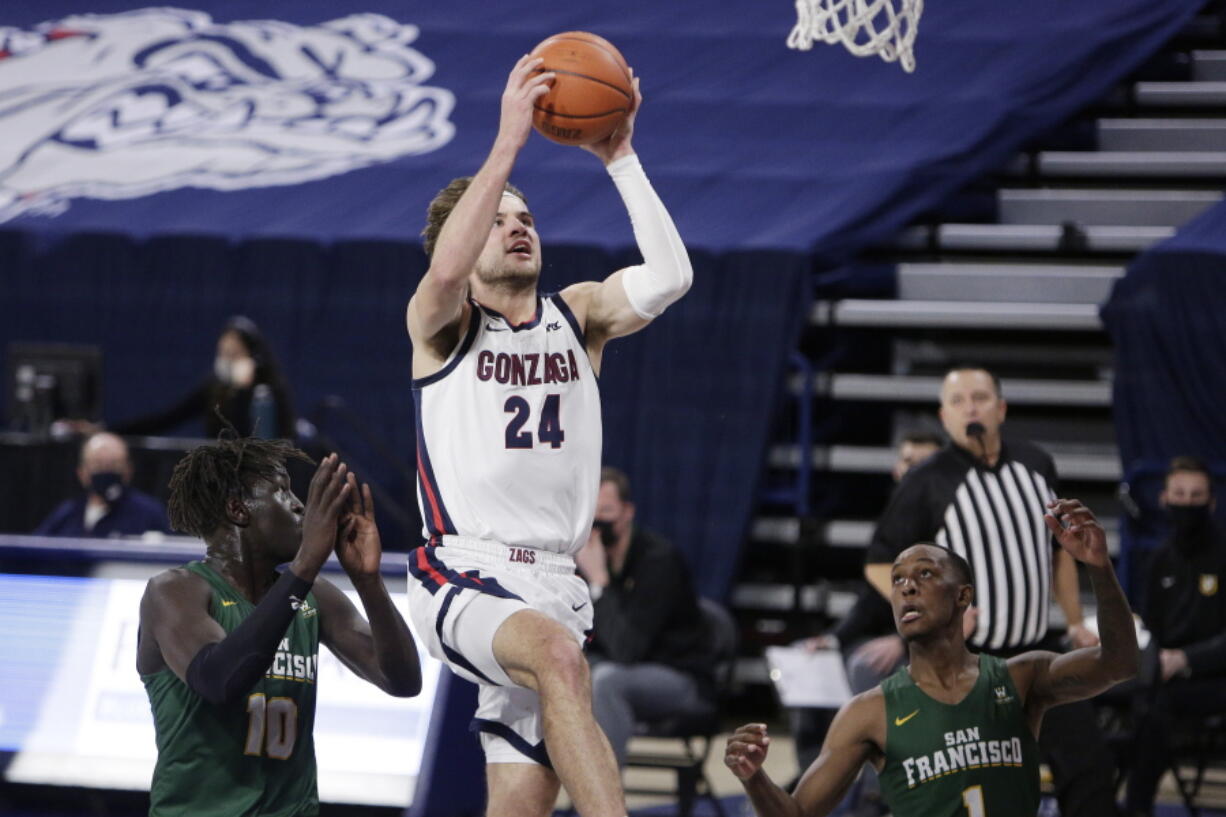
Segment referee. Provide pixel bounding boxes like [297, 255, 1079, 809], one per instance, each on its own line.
[864, 366, 1119, 817]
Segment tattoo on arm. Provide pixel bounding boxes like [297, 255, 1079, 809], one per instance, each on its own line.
[1045, 664, 1092, 694]
[1086, 564, 1138, 679]
[1034, 563, 1137, 706]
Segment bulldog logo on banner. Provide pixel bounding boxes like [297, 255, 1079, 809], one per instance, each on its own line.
[0, 8, 456, 222]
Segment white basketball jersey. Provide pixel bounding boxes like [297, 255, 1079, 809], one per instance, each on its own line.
[412, 294, 602, 555]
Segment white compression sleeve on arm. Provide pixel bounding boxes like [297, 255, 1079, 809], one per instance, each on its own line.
[607, 154, 693, 319]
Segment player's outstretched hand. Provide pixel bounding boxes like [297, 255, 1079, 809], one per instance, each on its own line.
[725, 723, 771, 781]
[1044, 498, 1108, 568]
[581, 70, 641, 166]
[499, 54, 554, 151]
[336, 474, 382, 579]
[296, 454, 351, 578]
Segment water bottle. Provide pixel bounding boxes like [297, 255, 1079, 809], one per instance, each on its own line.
[250, 384, 277, 439]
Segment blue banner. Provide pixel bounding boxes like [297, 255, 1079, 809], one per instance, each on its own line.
[0, 0, 1203, 257]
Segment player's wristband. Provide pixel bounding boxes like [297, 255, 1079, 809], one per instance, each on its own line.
[607, 154, 692, 319]
[186, 568, 313, 705]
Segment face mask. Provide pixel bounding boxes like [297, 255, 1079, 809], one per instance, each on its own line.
[214, 356, 255, 387]
[89, 471, 126, 503]
[592, 519, 618, 548]
[1167, 503, 1212, 552]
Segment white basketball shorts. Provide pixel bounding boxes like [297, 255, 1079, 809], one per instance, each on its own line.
[406, 536, 593, 766]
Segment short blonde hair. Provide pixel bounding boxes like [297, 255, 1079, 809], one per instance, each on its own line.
[421, 178, 528, 257]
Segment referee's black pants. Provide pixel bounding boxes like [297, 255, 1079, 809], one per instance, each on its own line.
[985, 636, 1120, 817]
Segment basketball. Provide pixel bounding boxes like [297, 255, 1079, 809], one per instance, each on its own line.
[529, 32, 633, 146]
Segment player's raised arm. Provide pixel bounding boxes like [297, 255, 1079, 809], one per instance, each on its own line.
[1010, 499, 1138, 718]
[314, 476, 422, 697]
[566, 72, 693, 350]
[141, 455, 351, 704]
[727, 693, 883, 817]
[407, 55, 554, 345]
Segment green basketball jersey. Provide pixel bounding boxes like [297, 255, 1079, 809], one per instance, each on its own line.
[878, 653, 1041, 817]
[142, 561, 321, 817]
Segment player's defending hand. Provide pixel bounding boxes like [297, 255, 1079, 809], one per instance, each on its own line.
[498, 54, 554, 151]
[725, 723, 771, 781]
[1045, 498, 1109, 568]
[336, 474, 382, 580]
[581, 70, 641, 166]
[294, 454, 351, 580]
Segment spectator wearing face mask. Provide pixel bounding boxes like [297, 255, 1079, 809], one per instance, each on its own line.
[1124, 456, 1226, 817]
[574, 466, 716, 768]
[113, 316, 296, 440]
[34, 432, 171, 538]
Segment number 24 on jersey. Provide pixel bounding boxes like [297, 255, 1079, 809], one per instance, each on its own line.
[504, 394, 565, 449]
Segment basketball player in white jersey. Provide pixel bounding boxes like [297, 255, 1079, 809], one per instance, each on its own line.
[404, 55, 692, 817]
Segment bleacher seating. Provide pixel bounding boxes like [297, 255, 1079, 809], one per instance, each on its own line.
[736, 8, 1226, 677]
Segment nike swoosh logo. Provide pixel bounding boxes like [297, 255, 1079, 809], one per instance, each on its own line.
[571, 602, 588, 612]
[221, 600, 237, 607]
[486, 323, 507, 332]
[895, 709, 920, 726]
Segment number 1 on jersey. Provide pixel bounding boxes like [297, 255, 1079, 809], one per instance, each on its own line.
[504, 394, 565, 449]
[962, 785, 986, 817]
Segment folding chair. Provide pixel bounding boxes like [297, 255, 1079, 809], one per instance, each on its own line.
[623, 598, 739, 817]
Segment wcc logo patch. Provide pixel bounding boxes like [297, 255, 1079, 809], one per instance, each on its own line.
[0, 8, 456, 222]
[289, 594, 317, 618]
[993, 685, 1014, 705]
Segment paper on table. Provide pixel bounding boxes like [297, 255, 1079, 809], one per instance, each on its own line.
[764, 646, 853, 708]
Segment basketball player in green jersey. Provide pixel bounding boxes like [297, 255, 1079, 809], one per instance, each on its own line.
[137, 438, 422, 817]
[726, 498, 1138, 817]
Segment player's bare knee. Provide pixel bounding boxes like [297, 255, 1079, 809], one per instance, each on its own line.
[535, 636, 588, 695]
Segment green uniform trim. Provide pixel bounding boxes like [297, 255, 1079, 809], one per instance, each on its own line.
[142, 561, 321, 817]
[878, 653, 1041, 817]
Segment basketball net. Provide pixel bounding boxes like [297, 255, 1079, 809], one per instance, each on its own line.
[787, 0, 922, 73]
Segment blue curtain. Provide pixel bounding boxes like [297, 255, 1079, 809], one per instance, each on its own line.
[1101, 200, 1226, 600]
[1, 233, 806, 598]
[3, 0, 1202, 259]
[596, 251, 811, 598]
[1101, 203, 1226, 470]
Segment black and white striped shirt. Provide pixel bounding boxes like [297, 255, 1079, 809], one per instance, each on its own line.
[866, 440, 1058, 651]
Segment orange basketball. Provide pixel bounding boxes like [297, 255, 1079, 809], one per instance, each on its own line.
[529, 32, 633, 146]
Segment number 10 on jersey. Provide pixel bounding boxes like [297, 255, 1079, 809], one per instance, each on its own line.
[505, 394, 564, 449]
